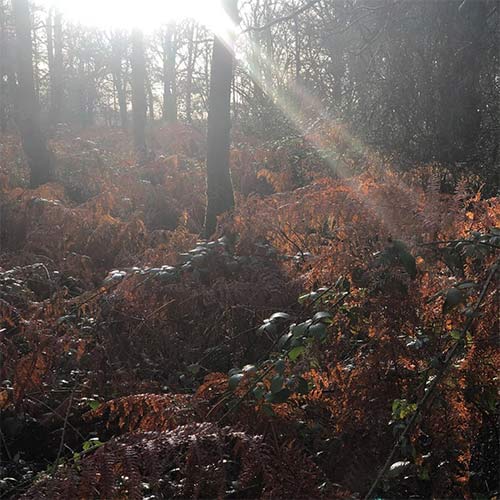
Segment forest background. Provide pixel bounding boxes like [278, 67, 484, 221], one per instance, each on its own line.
[0, 0, 498, 499]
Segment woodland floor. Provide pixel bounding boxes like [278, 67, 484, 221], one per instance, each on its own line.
[0, 124, 498, 499]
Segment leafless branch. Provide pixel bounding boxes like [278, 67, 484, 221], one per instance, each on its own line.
[242, 0, 322, 34]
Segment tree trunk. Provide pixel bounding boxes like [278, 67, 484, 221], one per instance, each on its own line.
[131, 29, 147, 159]
[294, 16, 301, 82]
[147, 75, 155, 122]
[86, 80, 96, 126]
[30, 7, 39, 100]
[0, 0, 8, 133]
[46, 8, 62, 127]
[185, 22, 196, 123]
[51, 9, 63, 125]
[113, 70, 128, 129]
[46, 10, 53, 87]
[77, 59, 86, 128]
[12, 0, 52, 188]
[162, 22, 177, 123]
[232, 72, 237, 121]
[204, 0, 239, 237]
[111, 33, 128, 129]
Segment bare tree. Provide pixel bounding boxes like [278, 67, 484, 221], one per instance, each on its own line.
[162, 22, 177, 123]
[0, 0, 9, 133]
[204, 0, 239, 236]
[47, 8, 63, 126]
[12, 0, 52, 188]
[52, 9, 63, 123]
[110, 31, 129, 129]
[184, 21, 196, 123]
[131, 28, 147, 159]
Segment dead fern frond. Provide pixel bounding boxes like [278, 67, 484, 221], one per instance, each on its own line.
[21, 422, 334, 499]
[83, 393, 200, 435]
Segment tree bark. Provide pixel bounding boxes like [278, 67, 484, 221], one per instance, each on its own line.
[147, 75, 155, 122]
[294, 15, 301, 82]
[185, 22, 196, 123]
[46, 8, 63, 127]
[46, 10, 53, 86]
[12, 0, 52, 188]
[131, 29, 147, 159]
[204, 0, 239, 237]
[162, 22, 177, 123]
[51, 9, 63, 125]
[111, 32, 128, 129]
[30, 7, 39, 100]
[0, 0, 8, 133]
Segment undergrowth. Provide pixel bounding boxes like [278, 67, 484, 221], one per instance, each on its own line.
[0, 124, 498, 499]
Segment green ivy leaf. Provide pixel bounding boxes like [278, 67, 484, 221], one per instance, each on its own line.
[242, 364, 257, 374]
[82, 438, 103, 452]
[387, 460, 412, 478]
[274, 359, 286, 374]
[258, 322, 277, 336]
[313, 311, 333, 324]
[457, 281, 475, 290]
[269, 388, 291, 403]
[308, 322, 327, 341]
[228, 373, 244, 390]
[288, 345, 305, 362]
[392, 399, 417, 420]
[269, 312, 291, 322]
[291, 322, 309, 338]
[298, 293, 310, 304]
[298, 291, 318, 303]
[271, 375, 284, 394]
[88, 399, 101, 411]
[253, 384, 266, 400]
[187, 364, 201, 375]
[278, 332, 293, 349]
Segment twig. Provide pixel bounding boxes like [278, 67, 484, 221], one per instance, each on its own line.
[307, 287, 349, 314]
[364, 259, 498, 500]
[53, 386, 76, 477]
[132, 299, 176, 336]
[68, 279, 121, 310]
[277, 228, 305, 260]
[0, 426, 12, 461]
[26, 396, 86, 441]
[419, 239, 500, 250]
[243, 0, 322, 33]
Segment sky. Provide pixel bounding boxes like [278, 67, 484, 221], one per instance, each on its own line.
[38, 0, 225, 31]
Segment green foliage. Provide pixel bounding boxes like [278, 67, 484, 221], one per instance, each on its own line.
[73, 438, 104, 465]
[227, 280, 348, 409]
[391, 399, 417, 421]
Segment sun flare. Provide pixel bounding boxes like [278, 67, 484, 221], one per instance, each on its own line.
[41, 0, 226, 32]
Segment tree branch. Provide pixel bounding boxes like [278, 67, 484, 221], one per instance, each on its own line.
[243, 0, 322, 34]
